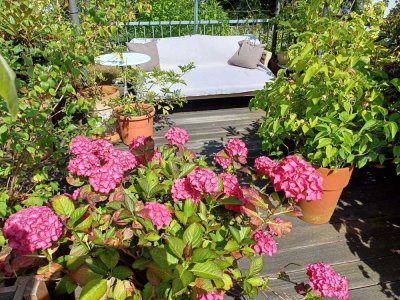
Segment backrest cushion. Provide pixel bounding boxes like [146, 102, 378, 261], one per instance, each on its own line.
[228, 40, 266, 69]
[126, 41, 160, 71]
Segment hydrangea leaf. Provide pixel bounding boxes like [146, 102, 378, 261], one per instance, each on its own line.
[247, 256, 263, 278]
[191, 248, 217, 263]
[183, 223, 203, 248]
[0, 55, 18, 120]
[190, 261, 223, 280]
[52, 195, 75, 217]
[113, 279, 126, 300]
[79, 279, 108, 300]
[112, 265, 134, 279]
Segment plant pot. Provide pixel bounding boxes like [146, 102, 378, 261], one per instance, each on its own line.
[277, 51, 288, 66]
[299, 166, 354, 224]
[115, 104, 155, 145]
[82, 85, 121, 143]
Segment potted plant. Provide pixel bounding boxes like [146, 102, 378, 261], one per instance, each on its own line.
[250, 2, 398, 224]
[111, 64, 193, 145]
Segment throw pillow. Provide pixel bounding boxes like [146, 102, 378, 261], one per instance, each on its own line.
[126, 41, 160, 72]
[228, 40, 266, 69]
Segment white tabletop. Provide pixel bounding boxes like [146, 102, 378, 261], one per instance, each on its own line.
[95, 52, 151, 67]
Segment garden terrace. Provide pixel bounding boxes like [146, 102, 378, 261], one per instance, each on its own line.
[132, 100, 400, 299]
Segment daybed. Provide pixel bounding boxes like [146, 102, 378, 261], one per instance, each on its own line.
[127, 34, 275, 99]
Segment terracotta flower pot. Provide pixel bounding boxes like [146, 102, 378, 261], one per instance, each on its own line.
[115, 104, 155, 145]
[299, 166, 354, 224]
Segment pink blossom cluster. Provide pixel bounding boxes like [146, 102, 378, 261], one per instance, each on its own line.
[306, 263, 349, 300]
[3, 206, 63, 254]
[196, 292, 223, 300]
[129, 136, 161, 165]
[220, 173, 247, 212]
[68, 136, 137, 193]
[171, 178, 201, 204]
[171, 167, 219, 203]
[214, 153, 232, 169]
[187, 167, 219, 194]
[139, 202, 172, 230]
[226, 138, 248, 163]
[250, 229, 277, 256]
[255, 155, 323, 202]
[214, 138, 248, 169]
[164, 127, 189, 145]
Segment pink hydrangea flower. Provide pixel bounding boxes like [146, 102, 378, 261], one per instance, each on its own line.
[225, 138, 248, 164]
[72, 187, 83, 201]
[254, 156, 279, 177]
[108, 150, 138, 171]
[196, 292, 223, 300]
[89, 163, 124, 194]
[129, 136, 146, 150]
[271, 155, 323, 202]
[68, 153, 101, 177]
[250, 230, 277, 256]
[220, 173, 240, 196]
[139, 202, 172, 230]
[187, 167, 219, 194]
[91, 139, 114, 161]
[69, 136, 93, 156]
[214, 152, 232, 169]
[152, 150, 162, 164]
[306, 263, 349, 300]
[171, 178, 201, 204]
[165, 127, 189, 145]
[68, 137, 138, 193]
[3, 206, 63, 254]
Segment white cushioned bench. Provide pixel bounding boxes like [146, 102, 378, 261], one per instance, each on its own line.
[129, 34, 275, 99]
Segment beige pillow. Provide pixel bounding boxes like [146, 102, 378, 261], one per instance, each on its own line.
[228, 40, 266, 69]
[126, 41, 160, 71]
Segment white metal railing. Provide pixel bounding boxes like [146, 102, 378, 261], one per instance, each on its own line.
[115, 19, 277, 52]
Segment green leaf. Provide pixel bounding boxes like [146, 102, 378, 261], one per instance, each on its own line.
[184, 199, 196, 218]
[224, 240, 240, 252]
[246, 276, 264, 287]
[166, 236, 185, 258]
[85, 258, 108, 276]
[113, 279, 126, 300]
[303, 64, 319, 84]
[99, 248, 119, 270]
[191, 261, 223, 280]
[247, 256, 263, 277]
[178, 163, 196, 178]
[229, 226, 241, 243]
[390, 78, 400, 92]
[79, 279, 108, 300]
[52, 196, 75, 217]
[183, 223, 203, 248]
[150, 248, 178, 269]
[191, 248, 217, 263]
[0, 55, 18, 119]
[316, 138, 332, 149]
[69, 206, 89, 225]
[112, 266, 133, 279]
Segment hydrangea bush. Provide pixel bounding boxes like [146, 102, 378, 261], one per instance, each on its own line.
[0, 128, 348, 299]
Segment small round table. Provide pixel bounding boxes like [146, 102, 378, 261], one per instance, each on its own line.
[95, 52, 151, 96]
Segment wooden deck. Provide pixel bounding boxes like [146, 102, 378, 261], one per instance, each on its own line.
[151, 102, 400, 300]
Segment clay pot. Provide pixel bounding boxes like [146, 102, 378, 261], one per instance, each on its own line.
[299, 166, 354, 224]
[277, 51, 288, 66]
[83, 85, 121, 143]
[114, 104, 155, 145]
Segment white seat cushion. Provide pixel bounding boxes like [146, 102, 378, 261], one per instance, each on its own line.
[149, 64, 274, 98]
